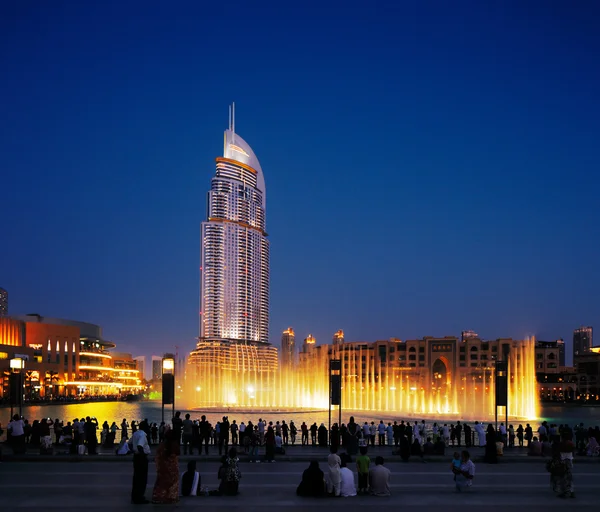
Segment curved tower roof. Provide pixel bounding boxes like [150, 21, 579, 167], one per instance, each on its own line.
[223, 106, 266, 207]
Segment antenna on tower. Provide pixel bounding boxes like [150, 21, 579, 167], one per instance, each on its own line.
[228, 104, 232, 130]
[231, 101, 235, 143]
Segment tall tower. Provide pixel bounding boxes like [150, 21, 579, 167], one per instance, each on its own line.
[200, 104, 269, 345]
[281, 327, 295, 367]
[573, 326, 593, 357]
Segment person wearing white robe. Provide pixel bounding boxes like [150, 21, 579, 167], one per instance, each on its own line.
[474, 421, 486, 447]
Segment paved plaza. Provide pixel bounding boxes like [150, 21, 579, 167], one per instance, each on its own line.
[2, 459, 600, 510]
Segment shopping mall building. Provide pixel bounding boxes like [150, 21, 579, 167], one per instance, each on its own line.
[0, 314, 142, 400]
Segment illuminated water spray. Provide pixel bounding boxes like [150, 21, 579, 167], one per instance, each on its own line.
[184, 337, 539, 420]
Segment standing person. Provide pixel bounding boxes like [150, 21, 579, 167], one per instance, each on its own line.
[239, 421, 246, 447]
[151, 423, 158, 445]
[301, 422, 308, 446]
[7, 415, 25, 454]
[290, 421, 297, 445]
[517, 424, 524, 447]
[484, 424, 497, 463]
[158, 422, 166, 444]
[199, 415, 210, 455]
[453, 450, 476, 492]
[369, 456, 391, 496]
[442, 423, 450, 445]
[282, 420, 289, 446]
[327, 447, 342, 496]
[191, 420, 200, 453]
[556, 433, 575, 498]
[310, 423, 318, 445]
[265, 425, 276, 462]
[152, 429, 180, 504]
[121, 418, 129, 440]
[231, 420, 238, 446]
[356, 446, 370, 494]
[181, 414, 193, 455]
[455, 421, 463, 447]
[219, 416, 230, 456]
[474, 421, 486, 447]
[330, 423, 340, 452]
[258, 418, 265, 445]
[377, 421, 386, 446]
[464, 423, 472, 448]
[508, 425, 515, 448]
[525, 423, 533, 446]
[369, 422, 376, 447]
[131, 423, 151, 504]
[171, 412, 182, 447]
[248, 428, 260, 463]
[318, 423, 328, 447]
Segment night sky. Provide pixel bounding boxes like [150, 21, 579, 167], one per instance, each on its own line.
[1, 1, 598, 366]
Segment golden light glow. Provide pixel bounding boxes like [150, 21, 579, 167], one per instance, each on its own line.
[64, 381, 123, 387]
[184, 337, 539, 419]
[78, 365, 114, 372]
[162, 358, 175, 371]
[79, 351, 112, 359]
[215, 157, 257, 175]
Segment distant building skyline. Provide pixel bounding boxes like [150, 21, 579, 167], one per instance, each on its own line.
[151, 355, 162, 381]
[133, 355, 145, 380]
[280, 327, 295, 367]
[573, 326, 593, 357]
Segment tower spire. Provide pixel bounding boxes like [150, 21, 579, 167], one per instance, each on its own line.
[231, 102, 235, 143]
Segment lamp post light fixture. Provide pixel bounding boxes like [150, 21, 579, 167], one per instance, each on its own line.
[161, 355, 175, 423]
[9, 357, 25, 418]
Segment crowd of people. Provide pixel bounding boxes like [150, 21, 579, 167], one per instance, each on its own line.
[2, 412, 590, 501]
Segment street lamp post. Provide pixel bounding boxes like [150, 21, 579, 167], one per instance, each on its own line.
[161, 356, 175, 424]
[9, 358, 25, 418]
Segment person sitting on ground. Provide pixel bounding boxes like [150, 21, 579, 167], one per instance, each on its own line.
[585, 435, 599, 457]
[327, 446, 342, 496]
[297, 460, 326, 497]
[116, 436, 131, 455]
[410, 438, 423, 457]
[181, 460, 202, 496]
[423, 437, 435, 455]
[339, 454, 357, 497]
[369, 456, 391, 496]
[434, 436, 446, 456]
[218, 447, 241, 495]
[541, 435, 553, 457]
[528, 436, 542, 456]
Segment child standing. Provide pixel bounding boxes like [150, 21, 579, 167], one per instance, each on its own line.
[451, 451, 461, 480]
[356, 446, 371, 494]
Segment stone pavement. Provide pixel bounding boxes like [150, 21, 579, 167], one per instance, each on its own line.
[1, 460, 600, 511]
[5, 441, 594, 464]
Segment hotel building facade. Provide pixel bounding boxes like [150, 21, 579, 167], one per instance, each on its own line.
[189, 107, 275, 394]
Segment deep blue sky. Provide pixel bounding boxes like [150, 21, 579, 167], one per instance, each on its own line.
[1, 1, 598, 366]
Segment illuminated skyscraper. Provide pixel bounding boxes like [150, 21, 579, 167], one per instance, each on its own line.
[199, 104, 269, 345]
[573, 326, 593, 357]
[281, 327, 295, 367]
[333, 329, 344, 346]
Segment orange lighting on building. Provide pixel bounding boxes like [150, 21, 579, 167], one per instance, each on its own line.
[0, 317, 23, 347]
